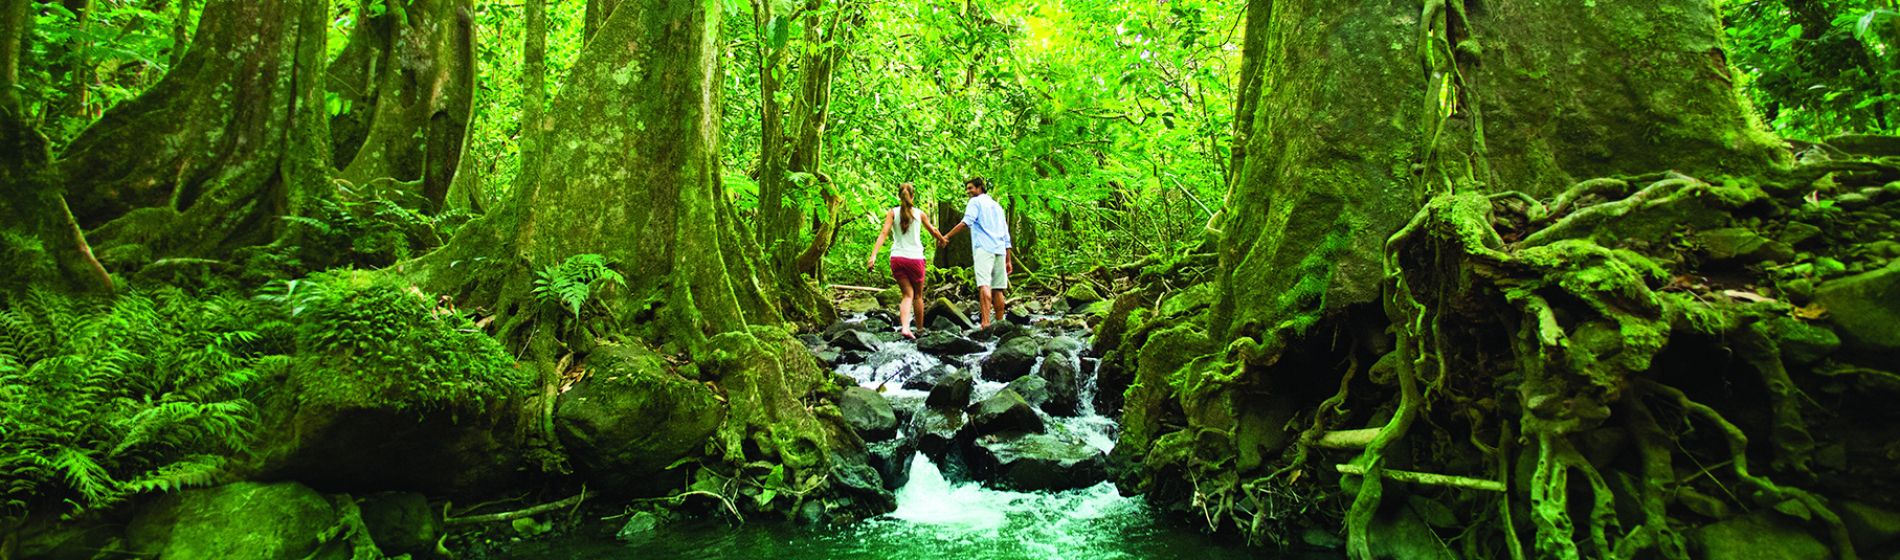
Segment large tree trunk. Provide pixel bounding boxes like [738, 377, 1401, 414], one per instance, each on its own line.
[1211, 0, 1783, 340]
[405, 0, 886, 515]
[57, 0, 331, 259]
[327, 0, 476, 212]
[751, 0, 862, 324]
[0, 0, 108, 293]
[933, 199, 971, 269]
[1113, 1, 1802, 557]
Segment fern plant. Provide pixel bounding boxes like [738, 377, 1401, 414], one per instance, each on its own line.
[0, 287, 271, 522]
[531, 254, 627, 318]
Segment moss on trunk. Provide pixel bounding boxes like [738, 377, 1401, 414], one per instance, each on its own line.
[58, 0, 332, 259]
[328, 0, 477, 212]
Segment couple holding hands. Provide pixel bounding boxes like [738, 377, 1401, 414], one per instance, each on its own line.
[864, 177, 1016, 339]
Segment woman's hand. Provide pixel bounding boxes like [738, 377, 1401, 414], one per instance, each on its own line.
[865, 257, 876, 272]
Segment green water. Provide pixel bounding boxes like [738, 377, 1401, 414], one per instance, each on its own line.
[494, 455, 1320, 560]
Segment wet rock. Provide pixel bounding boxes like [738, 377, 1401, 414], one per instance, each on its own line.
[828, 329, 881, 353]
[965, 433, 1107, 491]
[839, 295, 881, 315]
[1064, 283, 1105, 310]
[969, 389, 1045, 436]
[1005, 375, 1050, 408]
[1778, 222, 1824, 247]
[926, 371, 975, 410]
[128, 482, 359, 559]
[1696, 227, 1795, 264]
[1690, 511, 1830, 560]
[970, 320, 1028, 343]
[1093, 350, 1131, 412]
[904, 365, 957, 391]
[555, 346, 726, 494]
[924, 298, 977, 331]
[1043, 335, 1086, 358]
[1758, 317, 1840, 366]
[1816, 260, 1900, 366]
[928, 315, 961, 333]
[358, 492, 441, 558]
[841, 387, 898, 442]
[615, 511, 665, 544]
[916, 331, 984, 356]
[981, 336, 1043, 382]
[816, 413, 898, 521]
[1038, 352, 1083, 417]
[867, 437, 920, 491]
[909, 408, 968, 462]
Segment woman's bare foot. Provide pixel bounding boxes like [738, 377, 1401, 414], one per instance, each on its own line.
[900, 328, 917, 340]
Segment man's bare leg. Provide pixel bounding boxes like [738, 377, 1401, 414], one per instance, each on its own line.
[991, 289, 1007, 324]
[977, 286, 994, 328]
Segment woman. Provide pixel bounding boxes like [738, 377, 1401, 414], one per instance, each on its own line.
[866, 182, 948, 339]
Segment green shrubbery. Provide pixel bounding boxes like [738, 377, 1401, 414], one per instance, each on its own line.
[0, 270, 522, 523]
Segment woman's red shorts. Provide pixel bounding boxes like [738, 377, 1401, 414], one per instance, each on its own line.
[889, 257, 926, 284]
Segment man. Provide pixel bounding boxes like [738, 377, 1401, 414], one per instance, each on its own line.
[939, 177, 1013, 328]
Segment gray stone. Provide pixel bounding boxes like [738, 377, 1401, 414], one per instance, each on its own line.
[981, 336, 1043, 382]
[1005, 375, 1050, 408]
[358, 492, 441, 557]
[966, 433, 1106, 491]
[969, 389, 1045, 436]
[926, 371, 975, 410]
[924, 298, 977, 331]
[841, 387, 898, 442]
[615, 512, 665, 544]
[916, 332, 985, 357]
[828, 329, 881, 353]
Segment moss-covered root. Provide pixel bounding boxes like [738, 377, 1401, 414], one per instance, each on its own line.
[1638, 380, 1858, 560]
[1737, 322, 1816, 476]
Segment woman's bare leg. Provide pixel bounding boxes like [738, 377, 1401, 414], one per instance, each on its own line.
[896, 276, 917, 336]
[913, 281, 928, 333]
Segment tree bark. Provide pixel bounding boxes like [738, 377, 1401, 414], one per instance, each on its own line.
[933, 199, 971, 268]
[327, 0, 476, 212]
[57, 0, 331, 260]
[168, 0, 193, 67]
[0, 0, 109, 293]
[1211, 0, 1784, 339]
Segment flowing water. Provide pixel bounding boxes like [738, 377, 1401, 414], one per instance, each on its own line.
[495, 316, 1312, 559]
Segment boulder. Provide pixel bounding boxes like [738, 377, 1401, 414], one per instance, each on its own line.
[128, 482, 361, 559]
[970, 320, 1028, 342]
[980, 336, 1043, 382]
[828, 329, 881, 353]
[926, 371, 975, 410]
[839, 295, 881, 315]
[357, 492, 441, 558]
[1695, 227, 1795, 264]
[1690, 511, 1830, 560]
[615, 511, 666, 544]
[1093, 350, 1131, 412]
[916, 331, 985, 357]
[928, 315, 961, 333]
[965, 433, 1107, 491]
[909, 408, 968, 462]
[904, 364, 957, 391]
[841, 387, 899, 442]
[555, 346, 726, 493]
[1005, 375, 1051, 408]
[969, 389, 1045, 436]
[1043, 336, 1087, 358]
[867, 437, 921, 491]
[924, 298, 977, 331]
[1038, 352, 1083, 417]
[1758, 317, 1840, 366]
[1063, 283, 1105, 310]
[1816, 260, 1900, 366]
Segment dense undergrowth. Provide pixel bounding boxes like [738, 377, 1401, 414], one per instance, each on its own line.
[1099, 144, 1900, 558]
[0, 268, 522, 528]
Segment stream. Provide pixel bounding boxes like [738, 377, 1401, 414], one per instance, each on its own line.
[495, 312, 1312, 559]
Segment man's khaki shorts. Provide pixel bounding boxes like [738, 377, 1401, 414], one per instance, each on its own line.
[973, 249, 1009, 290]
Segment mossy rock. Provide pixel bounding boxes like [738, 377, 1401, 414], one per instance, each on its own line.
[126, 482, 362, 560]
[555, 345, 726, 493]
[1063, 283, 1105, 309]
[980, 336, 1043, 383]
[1689, 511, 1830, 560]
[840, 386, 898, 442]
[965, 433, 1107, 492]
[1759, 317, 1841, 366]
[1816, 259, 1900, 367]
[357, 492, 442, 558]
[1696, 227, 1795, 264]
[969, 388, 1045, 436]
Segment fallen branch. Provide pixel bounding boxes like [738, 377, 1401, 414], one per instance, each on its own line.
[1316, 428, 1381, 449]
[829, 284, 885, 293]
[445, 491, 587, 526]
[1336, 464, 1505, 492]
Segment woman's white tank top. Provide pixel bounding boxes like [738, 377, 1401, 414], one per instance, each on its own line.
[891, 207, 926, 260]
